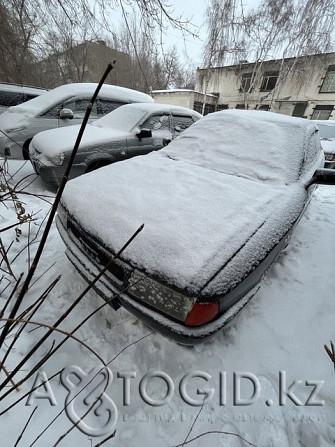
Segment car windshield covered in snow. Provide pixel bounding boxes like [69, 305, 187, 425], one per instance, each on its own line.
[92, 103, 153, 132]
[56, 110, 335, 344]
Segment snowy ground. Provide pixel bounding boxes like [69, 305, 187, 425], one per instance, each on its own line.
[0, 159, 335, 447]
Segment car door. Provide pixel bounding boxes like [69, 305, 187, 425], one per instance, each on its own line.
[127, 112, 173, 157]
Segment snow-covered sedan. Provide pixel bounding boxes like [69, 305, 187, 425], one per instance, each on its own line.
[29, 103, 202, 187]
[56, 110, 335, 344]
[0, 83, 153, 160]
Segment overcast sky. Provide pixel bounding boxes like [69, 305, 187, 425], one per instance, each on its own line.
[160, 0, 262, 66]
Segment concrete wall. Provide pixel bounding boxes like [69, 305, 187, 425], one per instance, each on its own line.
[195, 53, 335, 120]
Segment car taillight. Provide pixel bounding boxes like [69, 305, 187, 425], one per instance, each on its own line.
[185, 301, 219, 326]
[325, 153, 335, 161]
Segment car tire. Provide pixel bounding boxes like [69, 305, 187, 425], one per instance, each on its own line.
[85, 159, 112, 173]
[22, 139, 32, 160]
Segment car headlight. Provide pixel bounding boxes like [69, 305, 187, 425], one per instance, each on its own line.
[48, 153, 65, 166]
[127, 269, 196, 322]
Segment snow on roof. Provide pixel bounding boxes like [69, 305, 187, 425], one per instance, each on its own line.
[60, 110, 322, 294]
[152, 89, 219, 98]
[0, 83, 47, 95]
[3, 83, 153, 117]
[94, 102, 200, 123]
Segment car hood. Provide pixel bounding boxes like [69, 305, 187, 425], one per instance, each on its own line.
[32, 125, 129, 157]
[321, 138, 335, 154]
[60, 152, 308, 296]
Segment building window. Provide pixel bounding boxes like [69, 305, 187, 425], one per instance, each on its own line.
[236, 104, 246, 109]
[260, 71, 279, 91]
[193, 101, 203, 114]
[258, 104, 270, 111]
[311, 105, 333, 120]
[320, 65, 335, 93]
[193, 101, 216, 115]
[240, 73, 254, 92]
[292, 102, 307, 118]
[204, 103, 216, 115]
[217, 104, 229, 111]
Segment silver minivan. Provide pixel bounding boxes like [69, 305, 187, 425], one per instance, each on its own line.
[0, 83, 153, 159]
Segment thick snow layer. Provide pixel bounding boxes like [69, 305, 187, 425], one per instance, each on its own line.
[32, 124, 128, 157]
[0, 83, 153, 130]
[61, 154, 307, 294]
[321, 139, 335, 155]
[163, 110, 322, 184]
[93, 102, 201, 130]
[0, 83, 47, 95]
[60, 110, 322, 293]
[1, 159, 335, 447]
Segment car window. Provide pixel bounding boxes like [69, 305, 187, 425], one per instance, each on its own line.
[41, 103, 63, 118]
[42, 98, 98, 119]
[172, 115, 195, 133]
[64, 98, 98, 118]
[24, 94, 38, 102]
[140, 114, 170, 131]
[97, 99, 127, 116]
[0, 91, 24, 107]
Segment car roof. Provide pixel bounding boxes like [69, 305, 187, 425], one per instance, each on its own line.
[114, 102, 202, 116]
[0, 83, 47, 95]
[5, 83, 153, 116]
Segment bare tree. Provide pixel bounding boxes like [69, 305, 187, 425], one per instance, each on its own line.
[203, 0, 335, 107]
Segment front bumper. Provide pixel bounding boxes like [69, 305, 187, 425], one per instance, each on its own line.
[56, 213, 266, 344]
[30, 157, 86, 187]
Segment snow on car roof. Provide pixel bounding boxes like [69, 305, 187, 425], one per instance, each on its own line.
[3, 83, 153, 117]
[163, 109, 322, 184]
[93, 102, 201, 130]
[0, 83, 47, 95]
[60, 110, 322, 294]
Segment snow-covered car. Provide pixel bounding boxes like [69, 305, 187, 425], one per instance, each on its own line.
[0, 83, 153, 160]
[29, 103, 202, 187]
[56, 110, 335, 344]
[312, 120, 335, 169]
[0, 83, 47, 115]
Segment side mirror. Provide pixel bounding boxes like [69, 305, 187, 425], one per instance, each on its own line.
[60, 108, 74, 120]
[305, 168, 335, 189]
[136, 128, 152, 140]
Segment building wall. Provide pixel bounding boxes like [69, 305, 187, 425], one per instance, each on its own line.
[152, 89, 218, 115]
[195, 53, 335, 120]
[152, 90, 194, 109]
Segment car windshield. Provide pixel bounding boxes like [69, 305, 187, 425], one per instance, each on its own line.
[92, 106, 146, 132]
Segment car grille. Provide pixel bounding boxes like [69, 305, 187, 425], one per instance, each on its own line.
[68, 221, 126, 283]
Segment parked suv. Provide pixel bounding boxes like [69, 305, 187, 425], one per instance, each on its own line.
[0, 83, 153, 159]
[0, 83, 47, 115]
